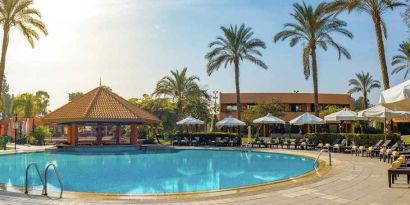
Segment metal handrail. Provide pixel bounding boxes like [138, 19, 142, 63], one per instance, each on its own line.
[314, 149, 332, 168]
[43, 163, 63, 198]
[25, 163, 45, 194]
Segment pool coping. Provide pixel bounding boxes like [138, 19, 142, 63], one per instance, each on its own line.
[0, 145, 334, 202]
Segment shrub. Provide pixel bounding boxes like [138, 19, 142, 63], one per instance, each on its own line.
[306, 133, 401, 146]
[29, 126, 51, 145]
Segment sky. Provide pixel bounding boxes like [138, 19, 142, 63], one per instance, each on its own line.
[4, 0, 409, 110]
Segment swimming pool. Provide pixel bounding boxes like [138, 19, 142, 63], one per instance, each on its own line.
[0, 147, 315, 194]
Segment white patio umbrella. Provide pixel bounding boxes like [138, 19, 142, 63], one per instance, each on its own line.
[216, 116, 246, 128]
[253, 113, 285, 137]
[358, 105, 410, 133]
[253, 113, 285, 124]
[324, 108, 360, 122]
[176, 116, 204, 125]
[324, 108, 361, 134]
[289, 112, 325, 125]
[380, 80, 410, 111]
[358, 105, 410, 120]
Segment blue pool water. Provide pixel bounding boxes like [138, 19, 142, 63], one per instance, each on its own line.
[0, 147, 315, 194]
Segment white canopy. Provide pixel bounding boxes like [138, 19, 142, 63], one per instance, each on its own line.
[289, 112, 325, 125]
[176, 116, 204, 125]
[324, 108, 360, 122]
[253, 113, 285, 124]
[358, 105, 410, 120]
[380, 80, 410, 111]
[216, 116, 246, 128]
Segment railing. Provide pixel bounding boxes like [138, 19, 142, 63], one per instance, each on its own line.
[314, 149, 332, 168]
[43, 163, 64, 198]
[25, 163, 45, 194]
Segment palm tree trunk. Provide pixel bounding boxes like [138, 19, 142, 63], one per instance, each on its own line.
[177, 100, 183, 120]
[234, 60, 241, 120]
[373, 16, 390, 90]
[311, 46, 319, 117]
[0, 25, 10, 99]
[363, 92, 368, 109]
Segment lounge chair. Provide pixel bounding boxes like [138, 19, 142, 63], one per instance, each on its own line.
[191, 137, 200, 146]
[291, 138, 301, 149]
[388, 159, 410, 188]
[304, 138, 318, 150]
[381, 142, 399, 162]
[364, 140, 383, 158]
[333, 139, 347, 153]
[281, 137, 291, 149]
[371, 140, 392, 158]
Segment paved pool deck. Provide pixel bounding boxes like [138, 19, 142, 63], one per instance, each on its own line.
[0, 146, 408, 205]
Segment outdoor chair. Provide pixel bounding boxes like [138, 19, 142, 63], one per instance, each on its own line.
[269, 137, 280, 149]
[229, 137, 240, 147]
[371, 140, 392, 158]
[364, 140, 383, 158]
[291, 138, 301, 149]
[191, 137, 200, 146]
[281, 137, 291, 149]
[306, 138, 318, 150]
[381, 142, 399, 162]
[388, 158, 410, 188]
[333, 139, 347, 153]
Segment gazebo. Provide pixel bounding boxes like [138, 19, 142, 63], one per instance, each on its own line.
[42, 87, 160, 146]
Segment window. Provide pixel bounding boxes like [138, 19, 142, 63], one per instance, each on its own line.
[290, 104, 303, 112]
[226, 104, 237, 112]
[310, 104, 324, 112]
[247, 104, 256, 110]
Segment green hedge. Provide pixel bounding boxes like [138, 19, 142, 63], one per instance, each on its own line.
[306, 133, 401, 146]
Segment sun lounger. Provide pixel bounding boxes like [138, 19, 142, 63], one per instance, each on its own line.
[371, 140, 392, 158]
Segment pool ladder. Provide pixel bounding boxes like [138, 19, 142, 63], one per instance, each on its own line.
[314, 149, 332, 168]
[25, 162, 63, 198]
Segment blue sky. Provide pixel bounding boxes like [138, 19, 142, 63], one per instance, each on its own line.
[5, 0, 409, 110]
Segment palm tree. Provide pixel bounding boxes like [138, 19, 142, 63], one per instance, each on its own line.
[11, 93, 40, 118]
[205, 24, 268, 120]
[348, 72, 381, 109]
[153, 67, 207, 120]
[391, 40, 410, 79]
[327, 0, 406, 90]
[0, 0, 48, 97]
[274, 2, 353, 116]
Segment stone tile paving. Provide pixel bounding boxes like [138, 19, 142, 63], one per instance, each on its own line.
[0, 148, 408, 204]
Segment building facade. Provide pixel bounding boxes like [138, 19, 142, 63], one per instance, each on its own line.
[219, 92, 352, 122]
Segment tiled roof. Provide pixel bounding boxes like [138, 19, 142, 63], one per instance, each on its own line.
[42, 87, 160, 124]
[220, 92, 352, 105]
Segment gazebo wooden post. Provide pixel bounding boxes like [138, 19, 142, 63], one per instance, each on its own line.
[67, 124, 78, 146]
[116, 125, 121, 145]
[130, 124, 138, 145]
[96, 124, 102, 145]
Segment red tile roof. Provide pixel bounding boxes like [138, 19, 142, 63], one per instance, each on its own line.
[43, 87, 160, 124]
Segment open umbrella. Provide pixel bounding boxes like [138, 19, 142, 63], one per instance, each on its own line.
[358, 105, 410, 133]
[177, 116, 204, 145]
[324, 108, 363, 136]
[176, 116, 204, 125]
[216, 116, 246, 128]
[380, 80, 410, 111]
[253, 113, 285, 137]
[253, 113, 285, 124]
[289, 112, 325, 125]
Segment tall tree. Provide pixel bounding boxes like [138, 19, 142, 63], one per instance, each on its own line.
[68, 92, 84, 102]
[348, 72, 381, 109]
[274, 2, 353, 116]
[11, 93, 40, 118]
[153, 67, 207, 120]
[205, 24, 268, 120]
[391, 40, 410, 79]
[0, 0, 48, 97]
[35, 90, 49, 115]
[327, 0, 406, 90]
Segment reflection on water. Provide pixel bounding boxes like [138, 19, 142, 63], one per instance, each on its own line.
[0, 149, 314, 194]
